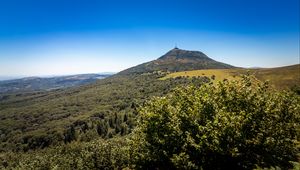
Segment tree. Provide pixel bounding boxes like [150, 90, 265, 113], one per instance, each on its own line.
[64, 126, 76, 143]
[132, 76, 300, 169]
[211, 74, 216, 80]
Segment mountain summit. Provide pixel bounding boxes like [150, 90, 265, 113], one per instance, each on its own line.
[119, 48, 234, 75]
[158, 47, 210, 61]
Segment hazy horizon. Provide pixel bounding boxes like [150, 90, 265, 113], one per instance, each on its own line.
[0, 0, 299, 77]
[0, 71, 116, 81]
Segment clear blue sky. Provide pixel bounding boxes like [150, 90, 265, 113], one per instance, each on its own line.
[0, 0, 299, 77]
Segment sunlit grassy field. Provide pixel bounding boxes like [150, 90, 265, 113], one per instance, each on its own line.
[162, 64, 300, 90]
[161, 69, 241, 81]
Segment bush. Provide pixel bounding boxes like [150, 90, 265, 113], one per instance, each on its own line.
[132, 76, 300, 169]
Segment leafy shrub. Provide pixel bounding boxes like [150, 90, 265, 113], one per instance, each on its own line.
[132, 76, 300, 169]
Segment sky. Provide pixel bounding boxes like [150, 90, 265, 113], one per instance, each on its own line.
[0, 0, 299, 78]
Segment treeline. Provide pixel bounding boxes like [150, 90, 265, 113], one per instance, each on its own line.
[64, 111, 136, 143]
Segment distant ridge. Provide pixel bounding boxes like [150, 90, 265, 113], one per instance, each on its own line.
[0, 73, 112, 94]
[119, 48, 235, 75]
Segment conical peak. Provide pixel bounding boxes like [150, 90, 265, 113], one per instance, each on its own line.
[158, 48, 210, 61]
[118, 48, 235, 75]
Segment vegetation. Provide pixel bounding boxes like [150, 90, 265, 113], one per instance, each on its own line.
[251, 64, 300, 90]
[1, 76, 299, 169]
[161, 68, 242, 81]
[1, 50, 296, 153]
[0, 48, 299, 169]
[133, 76, 300, 169]
[0, 72, 208, 151]
[0, 137, 132, 169]
[162, 64, 300, 90]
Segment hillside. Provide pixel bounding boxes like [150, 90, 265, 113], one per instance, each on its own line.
[0, 74, 111, 94]
[119, 48, 235, 75]
[162, 64, 300, 90]
[249, 64, 300, 90]
[0, 49, 298, 153]
[0, 48, 216, 151]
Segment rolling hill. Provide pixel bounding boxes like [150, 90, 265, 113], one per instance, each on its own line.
[0, 48, 298, 152]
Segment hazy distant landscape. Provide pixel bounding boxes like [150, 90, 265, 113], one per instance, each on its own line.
[0, 0, 299, 169]
[0, 73, 112, 94]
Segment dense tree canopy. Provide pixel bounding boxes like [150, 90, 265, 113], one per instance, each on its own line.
[132, 76, 300, 169]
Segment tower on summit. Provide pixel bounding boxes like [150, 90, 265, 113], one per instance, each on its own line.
[174, 43, 178, 49]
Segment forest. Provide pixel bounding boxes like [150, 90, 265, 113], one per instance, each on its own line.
[0, 75, 299, 169]
[0, 72, 208, 152]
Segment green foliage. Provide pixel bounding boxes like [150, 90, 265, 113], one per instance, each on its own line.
[132, 76, 300, 169]
[0, 137, 132, 169]
[291, 85, 300, 95]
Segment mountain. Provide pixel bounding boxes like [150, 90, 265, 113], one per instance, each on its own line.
[0, 74, 112, 94]
[119, 48, 234, 75]
[0, 48, 298, 153]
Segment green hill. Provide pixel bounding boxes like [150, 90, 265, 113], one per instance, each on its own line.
[119, 48, 234, 75]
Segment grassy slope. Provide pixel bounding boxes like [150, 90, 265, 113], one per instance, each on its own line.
[162, 64, 300, 90]
[161, 69, 242, 81]
[250, 64, 300, 90]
